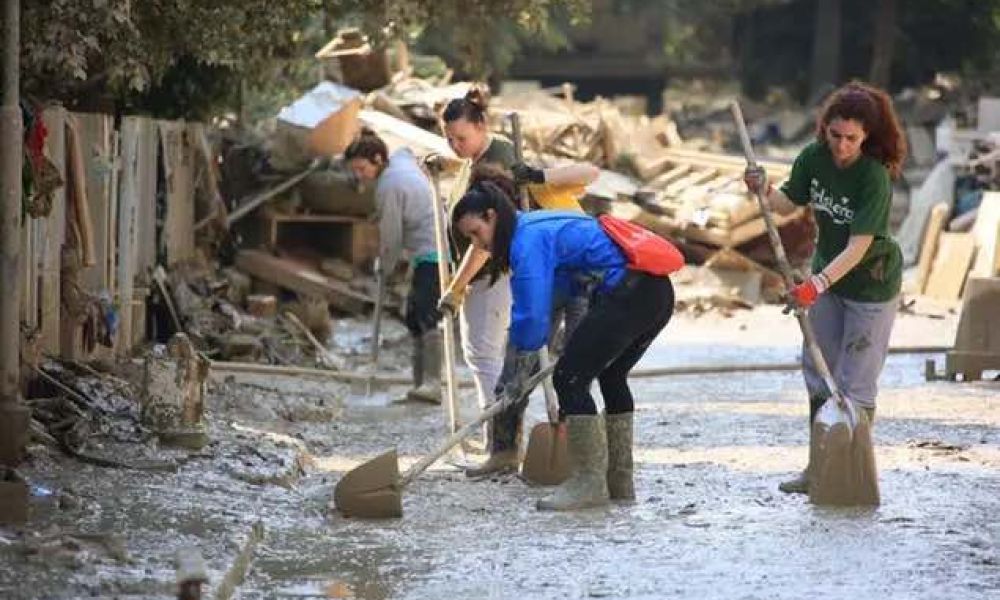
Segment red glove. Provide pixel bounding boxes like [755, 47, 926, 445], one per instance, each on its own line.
[789, 273, 830, 308]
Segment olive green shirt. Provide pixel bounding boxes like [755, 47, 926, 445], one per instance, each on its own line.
[450, 136, 516, 279]
[780, 141, 902, 302]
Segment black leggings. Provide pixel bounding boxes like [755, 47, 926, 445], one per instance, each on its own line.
[553, 271, 674, 416]
[404, 262, 441, 337]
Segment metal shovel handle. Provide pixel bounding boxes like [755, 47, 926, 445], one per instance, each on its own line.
[729, 101, 845, 408]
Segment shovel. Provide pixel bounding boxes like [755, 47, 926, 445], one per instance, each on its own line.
[730, 100, 879, 507]
[509, 113, 569, 485]
[426, 157, 464, 436]
[521, 347, 570, 485]
[365, 261, 386, 397]
[334, 362, 556, 518]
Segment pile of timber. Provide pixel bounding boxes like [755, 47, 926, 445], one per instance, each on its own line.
[904, 129, 1000, 303]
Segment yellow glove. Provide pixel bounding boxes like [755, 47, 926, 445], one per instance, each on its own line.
[437, 284, 467, 317]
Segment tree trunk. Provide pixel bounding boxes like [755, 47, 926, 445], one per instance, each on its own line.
[868, 0, 897, 88]
[809, 0, 842, 104]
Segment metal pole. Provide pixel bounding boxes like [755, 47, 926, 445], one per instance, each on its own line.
[0, 0, 29, 467]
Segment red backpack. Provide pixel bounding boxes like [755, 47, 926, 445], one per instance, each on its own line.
[597, 214, 685, 276]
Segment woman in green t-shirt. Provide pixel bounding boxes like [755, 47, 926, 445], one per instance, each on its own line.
[744, 81, 907, 495]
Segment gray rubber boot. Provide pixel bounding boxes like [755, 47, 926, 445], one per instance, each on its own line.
[779, 395, 827, 494]
[464, 409, 522, 477]
[605, 412, 635, 502]
[406, 330, 442, 404]
[537, 415, 610, 511]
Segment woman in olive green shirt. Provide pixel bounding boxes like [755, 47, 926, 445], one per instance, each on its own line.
[745, 81, 907, 494]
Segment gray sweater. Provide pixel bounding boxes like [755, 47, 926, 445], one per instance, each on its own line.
[375, 149, 438, 270]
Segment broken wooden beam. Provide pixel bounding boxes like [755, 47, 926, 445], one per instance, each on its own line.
[234, 249, 373, 314]
[225, 160, 321, 228]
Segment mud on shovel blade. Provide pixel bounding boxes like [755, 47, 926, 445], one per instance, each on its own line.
[729, 100, 879, 507]
[333, 363, 556, 519]
[521, 347, 569, 485]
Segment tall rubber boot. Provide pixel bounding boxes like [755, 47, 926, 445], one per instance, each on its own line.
[537, 415, 610, 511]
[406, 330, 442, 404]
[605, 412, 635, 502]
[464, 407, 522, 477]
[779, 395, 827, 494]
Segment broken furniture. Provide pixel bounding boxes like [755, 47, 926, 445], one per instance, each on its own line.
[258, 209, 377, 270]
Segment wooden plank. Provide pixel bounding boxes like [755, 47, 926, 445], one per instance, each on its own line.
[262, 211, 364, 224]
[897, 160, 956, 265]
[234, 249, 374, 314]
[970, 191, 1000, 277]
[648, 164, 692, 189]
[65, 115, 96, 268]
[951, 277, 1000, 355]
[116, 117, 143, 356]
[189, 122, 228, 225]
[915, 203, 950, 294]
[159, 121, 196, 266]
[135, 118, 158, 281]
[924, 232, 976, 301]
[664, 168, 717, 197]
[74, 113, 114, 291]
[40, 107, 67, 355]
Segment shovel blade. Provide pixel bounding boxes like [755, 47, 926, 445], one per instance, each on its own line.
[333, 449, 404, 518]
[809, 403, 880, 507]
[521, 423, 570, 486]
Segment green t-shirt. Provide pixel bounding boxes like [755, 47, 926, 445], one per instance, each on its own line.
[780, 141, 902, 302]
[478, 135, 516, 169]
[449, 136, 516, 278]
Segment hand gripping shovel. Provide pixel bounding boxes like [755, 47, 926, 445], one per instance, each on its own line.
[730, 101, 879, 507]
[333, 362, 557, 518]
[521, 347, 570, 485]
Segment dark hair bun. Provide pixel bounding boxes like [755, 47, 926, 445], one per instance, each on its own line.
[465, 85, 490, 110]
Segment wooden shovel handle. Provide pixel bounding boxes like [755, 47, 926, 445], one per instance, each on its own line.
[398, 362, 557, 488]
[729, 101, 843, 405]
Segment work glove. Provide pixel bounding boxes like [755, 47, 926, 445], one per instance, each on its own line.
[502, 350, 540, 403]
[786, 273, 830, 309]
[743, 164, 770, 196]
[437, 284, 467, 318]
[511, 162, 546, 185]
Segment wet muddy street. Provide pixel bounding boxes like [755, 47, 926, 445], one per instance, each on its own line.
[2, 307, 998, 599]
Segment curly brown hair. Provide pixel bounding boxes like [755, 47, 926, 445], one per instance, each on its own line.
[815, 81, 907, 180]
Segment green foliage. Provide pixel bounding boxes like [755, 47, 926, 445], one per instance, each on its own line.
[20, 0, 589, 118]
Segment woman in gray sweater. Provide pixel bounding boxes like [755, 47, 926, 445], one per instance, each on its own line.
[345, 128, 442, 403]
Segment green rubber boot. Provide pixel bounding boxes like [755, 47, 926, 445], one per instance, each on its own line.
[537, 415, 610, 511]
[605, 412, 635, 502]
[779, 395, 826, 494]
[406, 331, 442, 404]
[465, 408, 522, 478]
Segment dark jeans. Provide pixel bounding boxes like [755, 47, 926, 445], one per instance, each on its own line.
[405, 262, 441, 337]
[554, 271, 674, 416]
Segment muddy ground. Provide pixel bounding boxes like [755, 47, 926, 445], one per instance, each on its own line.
[1, 302, 998, 599]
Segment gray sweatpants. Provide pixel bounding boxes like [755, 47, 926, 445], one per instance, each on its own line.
[802, 293, 898, 409]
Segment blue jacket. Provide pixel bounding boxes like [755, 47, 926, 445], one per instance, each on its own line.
[509, 211, 627, 351]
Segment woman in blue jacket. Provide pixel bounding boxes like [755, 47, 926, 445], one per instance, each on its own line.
[451, 181, 675, 511]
